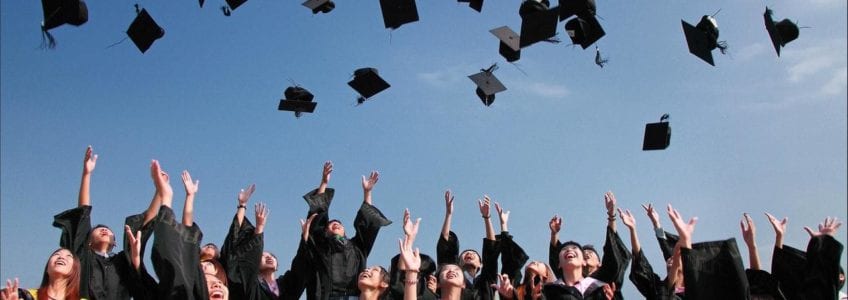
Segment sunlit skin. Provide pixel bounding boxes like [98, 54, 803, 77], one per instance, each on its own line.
[559, 245, 585, 269]
[259, 252, 278, 273]
[459, 250, 481, 275]
[523, 261, 552, 300]
[47, 249, 75, 278]
[206, 274, 229, 300]
[201, 261, 217, 276]
[327, 221, 345, 237]
[583, 249, 600, 274]
[200, 245, 218, 259]
[88, 227, 114, 253]
[438, 264, 465, 300]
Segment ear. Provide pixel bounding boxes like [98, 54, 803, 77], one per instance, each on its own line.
[380, 281, 390, 289]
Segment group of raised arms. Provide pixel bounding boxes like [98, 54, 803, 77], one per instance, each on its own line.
[1, 146, 845, 300]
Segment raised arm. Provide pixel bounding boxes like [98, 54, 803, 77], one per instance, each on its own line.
[740, 213, 760, 270]
[181, 170, 199, 226]
[667, 204, 696, 249]
[254, 202, 268, 235]
[479, 195, 495, 241]
[125, 225, 142, 271]
[765, 212, 788, 249]
[300, 213, 318, 242]
[362, 170, 379, 205]
[549, 215, 562, 247]
[156, 162, 174, 209]
[441, 190, 454, 241]
[604, 191, 617, 232]
[495, 202, 510, 233]
[78, 145, 98, 207]
[317, 161, 332, 195]
[236, 184, 256, 227]
[619, 208, 640, 255]
[144, 160, 170, 225]
[1, 278, 20, 300]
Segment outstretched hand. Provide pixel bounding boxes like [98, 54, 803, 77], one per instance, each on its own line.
[444, 190, 454, 216]
[641, 203, 661, 228]
[804, 217, 842, 237]
[238, 184, 256, 206]
[619, 208, 636, 230]
[740, 213, 756, 247]
[764, 213, 788, 237]
[403, 208, 421, 241]
[124, 225, 142, 270]
[362, 171, 379, 192]
[549, 215, 562, 234]
[490, 274, 514, 299]
[322, 161, 333, 185]
[604, 191, 617, 215]
[398, 235, 421, 272]
[667, 204, 697, 246]
[255, 202, 269, 234]
[300, 213, 318, 241]
[150, 160, 172, 198]
[181, 170, 199, 196]
[478, 195, 491, 218]
[83, 145, 98, 175]
[1, 278, 20, 300]
[495, 202, 510, 225]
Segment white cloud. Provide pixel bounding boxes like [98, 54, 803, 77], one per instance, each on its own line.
[416, 66, 468, 88]
[783, 39, 848, 95]
[821, 67, 847, 95]
[786, 46, 837, 82]
[523, 82, 570, 99]
[735, 43, 766, 62]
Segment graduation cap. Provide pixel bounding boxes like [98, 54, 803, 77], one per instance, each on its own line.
[457, 0, 484, 12]
[564, 15, 605, 49]
[468, 64, 506, 106]
[221, 0, 247, 16]
[557, 0, 595, 21]
[519, 0, 560, 48]
[681, 14, 728, 66]
[40, 0, 89, 48]
[643, 114, 670, 151]
[278, 86, 317, 118]
[379, 0, 419, 30]
[348, 68, 390, 104]
[126, 6, 165, 54]
[490, 26, 521, 62]
[198, 0, 204, 8]
[764, 7, 799, 57]
[302, 0, 335, 14]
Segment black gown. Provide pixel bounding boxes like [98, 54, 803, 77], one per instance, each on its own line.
[771, 235, 844, 300]
[543, 227, 627, 300]
[679, 238, 749, 300]
[53, 205, 143, 300]
[627, 249, 682, 300]
[436, 230, 500, 300]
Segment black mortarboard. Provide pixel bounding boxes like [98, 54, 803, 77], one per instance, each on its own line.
[127, 8, 165, 54]
[40, 0, 89, 48]
[379, 0, 419, 30]
[226, 0, 247, 11]
[643, 114, 670, 151]
[302, 0, 335, 14]
[564, 15, 605, 49]
[457, 0, 484, 12]
[468, 64, 506, 106]
[348, 68, 390, 103]
[490, 26, 521, 62]
[519, 1, 560, 48]
[557, 0, 595, 21]
[764, 7, 799, 57]
[198, 0, 204, 8]
[682, 15, 728, 66]
[278, 86, 317, 118]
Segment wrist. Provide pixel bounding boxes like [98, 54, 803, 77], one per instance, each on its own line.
[482, 215, 490, 219]
[237, 204, 247, 209]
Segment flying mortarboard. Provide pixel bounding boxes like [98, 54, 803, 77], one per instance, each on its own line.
[518, 0, 560, 48]
[457, 0, 484, 12]
[643, 114, 671, 151]
[40, 0, 89, 48]
[557, 0, 595, 21]
[564, 15, 605, 49]
[303, 0, 335, 14]
[763, 7, 799, 57]
[348, 68, 391, 104]
[490, 26, 521, 62]
[221, 0, 247, 16]
[379, 0, 419, 30]
[681, 14, 728, 66]
[126, 6, 165, 54]
[468, 64, 506, 107]
[278, 86, 317, 118]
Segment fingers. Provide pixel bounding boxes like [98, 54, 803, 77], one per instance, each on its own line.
[804, 226, 814, 237]
[495, 202, 502, 214]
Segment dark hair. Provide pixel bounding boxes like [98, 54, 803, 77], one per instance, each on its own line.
[200, 243, 220, 261]
[38, 248, 81, 300]
[201, 258, 228, 286]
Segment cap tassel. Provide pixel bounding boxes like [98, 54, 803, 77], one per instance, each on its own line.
[295, 111, 303, 118]
[40, 26, 57, 49]
[594, 46, 608, 68]
[222, 6, 232, 16]
[356, 96, 366, 106]
[716, 40, 729, 54]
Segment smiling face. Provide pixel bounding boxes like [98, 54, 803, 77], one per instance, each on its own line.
[357, 266, 388, 290]
[47, 249, 75, 277]
[326, 220, 345, 237]
[459, 250, 481, 270]
[559, 244, 585, 270]
[89, 226, 115, 251]
[206, 273, 229, 300]
[439, 264, 465, 288]
[583, 249, 599, 270]
[260, 252, 278, 273]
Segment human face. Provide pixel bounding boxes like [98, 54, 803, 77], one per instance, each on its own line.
[47, 249, 75, 277]
[459, 250, 481, 269]
[439, 264, 464, 288]
[201, 245, 218, 258]
[206, 274, 229, 300]
[89, 227, 114, 249]
[201, 260, 218, 276]
[525, 261, 549, 284]
[260, 252, 278, 272]
[357, 266, 387, 289]
[559, 245, 584, 269]
[583, 250, 599, 269]
[327, 221, 345, 236]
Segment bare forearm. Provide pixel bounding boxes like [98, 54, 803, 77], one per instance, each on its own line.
[747, 244, 761, 270]
[550, 232, 559, 247]
[441, 214, 452, 240]
[774, 234, 784, 249]
[363, 190, 372, 205]
[629, 228, 641, 255]
[182, 195, 194, 226]
[403, 271, 419, 300]
[143, 193, 162, 226]
[318, 182, 328, 195]
[78, 173, 91, 207]
[484, 217, 495, 241]
[236, 206, 246, 227]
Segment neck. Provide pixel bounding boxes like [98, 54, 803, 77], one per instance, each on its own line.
[440, 286, 463, 300]
[359, 288, 382, 300]
[561, 267, 583, 285]
[91, 243, 110, 255]
[462, 265, 478, 277]
[260, 271, 276, 283]
[47, 278, 69, 299]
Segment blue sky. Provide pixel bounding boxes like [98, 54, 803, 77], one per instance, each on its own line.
[2, 0, 846, 298]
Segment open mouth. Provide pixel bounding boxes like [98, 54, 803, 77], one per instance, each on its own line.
[56, 258, 67, 266]
[565, 252, 577, 259]
[210, 290, 225, 299]
[445, 272, 458, 279]
[359, 272, 371, 279]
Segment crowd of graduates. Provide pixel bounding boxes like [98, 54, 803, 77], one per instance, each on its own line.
[1, 146, 845, 300]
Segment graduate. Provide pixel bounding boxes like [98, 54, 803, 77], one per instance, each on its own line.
[301, 161, 392, 300]
[1, 248, 82, 300]
[388, 209, 438, 300]
[621, 205, 684, 300]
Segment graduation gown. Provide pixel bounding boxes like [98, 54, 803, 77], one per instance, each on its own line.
[543, 227, 627, 300]
[149, 205, 209, 300]
[497, 231, 535, 300]
[436, 230, 501, 300]
[388, 253, 438, 300]
[53, 205, 142, 300]
[302, 188, 392, 300]
[628, 249, 682, 300]
[223, 214, 313, 300]
[680, 238, 749, 300]
[772, 235, 844, 300]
